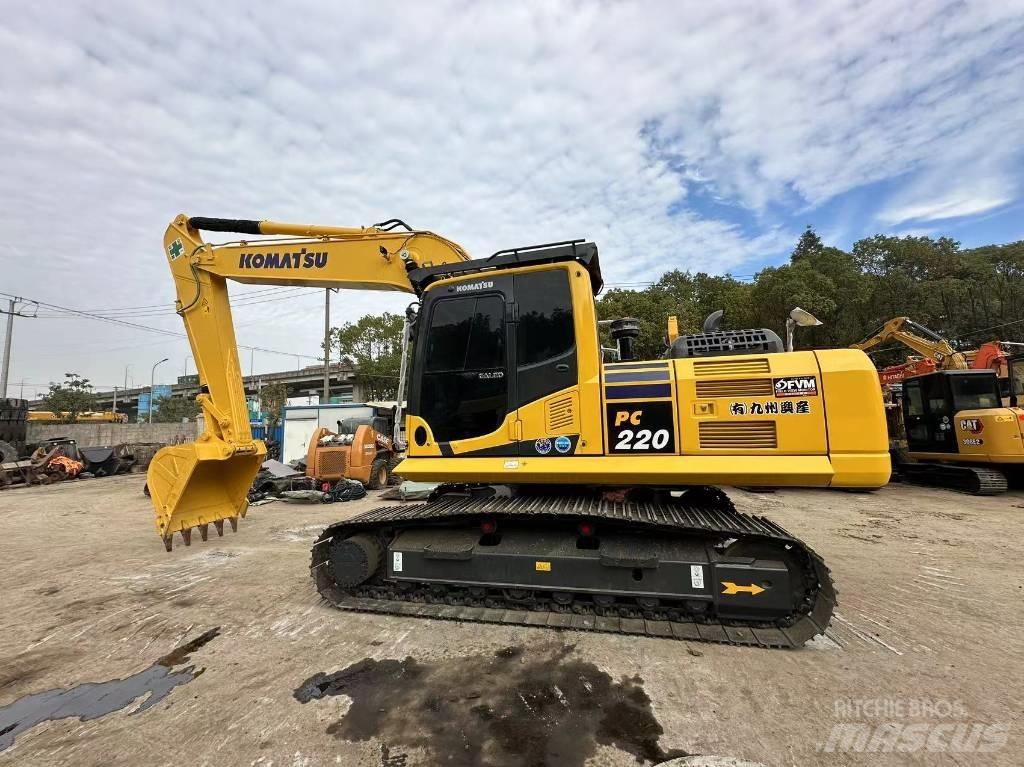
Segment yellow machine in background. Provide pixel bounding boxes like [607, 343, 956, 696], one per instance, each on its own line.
[853, 318, 1024, 494]
[148, 214, 890, 647]
[28, 411, 128, 423]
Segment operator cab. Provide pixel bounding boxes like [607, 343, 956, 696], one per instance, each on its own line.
[902, 370, 1001, 454]
[405, 242, 600, 453]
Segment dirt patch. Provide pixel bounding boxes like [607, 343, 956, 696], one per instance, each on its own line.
[294, 643, 688, 766]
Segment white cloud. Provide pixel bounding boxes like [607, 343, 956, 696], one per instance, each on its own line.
[1, 0, 1022, 392]
[880, 191, 1013, 225]
[878, 165, 1016, 225]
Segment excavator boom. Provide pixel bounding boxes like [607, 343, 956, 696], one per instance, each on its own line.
[851, 316, 968, 372]
[148, 215, 470, 549]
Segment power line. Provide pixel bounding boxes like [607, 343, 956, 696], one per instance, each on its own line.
[33, 287, 314, 319]
[0, 291, 320, 359]
[950, 317, 1024, 340]
[32, 285, 311, 316]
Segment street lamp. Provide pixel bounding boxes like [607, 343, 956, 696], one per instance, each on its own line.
[786, 307, 822, 352]
[149, 357, 169, 424]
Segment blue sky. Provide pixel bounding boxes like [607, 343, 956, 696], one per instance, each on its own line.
[1, 0, 1023, 395]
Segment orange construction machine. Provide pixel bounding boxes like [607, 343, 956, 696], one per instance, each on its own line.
[305, 417, 399, 490]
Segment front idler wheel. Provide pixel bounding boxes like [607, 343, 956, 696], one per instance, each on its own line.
[329, 534, 383, 587]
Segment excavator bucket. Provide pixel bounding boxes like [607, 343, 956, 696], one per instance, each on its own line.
[147, 441, 266, 551]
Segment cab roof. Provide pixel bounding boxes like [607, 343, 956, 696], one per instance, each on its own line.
[407, 240, 602, 295]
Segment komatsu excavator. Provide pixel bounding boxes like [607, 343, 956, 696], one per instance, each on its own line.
[148, 215, 890, 647]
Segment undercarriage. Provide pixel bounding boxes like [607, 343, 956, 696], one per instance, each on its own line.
[311, 486, 836, 648]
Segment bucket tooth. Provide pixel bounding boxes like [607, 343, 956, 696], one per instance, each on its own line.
[214, 520, 224, 537]
[198, 523, 209, 542]
[163, 536, 173, 553]
[229, 517, 238, 533]
[181, 528, 192, 546]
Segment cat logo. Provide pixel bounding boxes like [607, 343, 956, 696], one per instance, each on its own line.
[959, 418, 983, 434]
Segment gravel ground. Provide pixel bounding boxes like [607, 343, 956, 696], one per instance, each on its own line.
[0, 474, 1021, 767]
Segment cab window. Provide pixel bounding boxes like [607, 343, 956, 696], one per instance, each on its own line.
[950, 375, 1000, 411]
[904, 381, 925, 416]
[516, 270, 575, 366]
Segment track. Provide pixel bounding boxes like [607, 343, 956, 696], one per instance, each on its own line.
[900, 462, 1008, 495]
[310, 493, 836, 648]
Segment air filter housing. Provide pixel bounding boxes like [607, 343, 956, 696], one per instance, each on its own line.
[667, 328, 784, 358]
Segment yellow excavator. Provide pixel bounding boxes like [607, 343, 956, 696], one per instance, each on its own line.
[853, 317, 1024, 494]
[148, 214, 890, 647]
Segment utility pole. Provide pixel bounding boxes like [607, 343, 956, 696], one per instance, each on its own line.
[112, 385, 119, 413]
[323, 288, 332, 404]
[0, 299, 13, 398]
[1, 298, 38, 399]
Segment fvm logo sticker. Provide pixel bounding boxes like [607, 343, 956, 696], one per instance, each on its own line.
[960, 418, 983, 434]
[773, 376, 818, 397]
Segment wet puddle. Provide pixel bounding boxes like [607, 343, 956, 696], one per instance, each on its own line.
[294, 643, 688, 766]
[0, 627, 220, 752]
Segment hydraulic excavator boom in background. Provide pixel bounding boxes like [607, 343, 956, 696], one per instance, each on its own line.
[851, 316, 969, 380]
[852, 316, 1023, 387]
[149, 214, 891, 647]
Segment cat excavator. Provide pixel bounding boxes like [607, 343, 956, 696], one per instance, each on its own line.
[853, 317, 1024, 494]
[148, 214, 890, 647]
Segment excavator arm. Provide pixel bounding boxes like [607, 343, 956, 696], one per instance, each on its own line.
[851, 316, 968, 372]
[149, 215, 470, 549]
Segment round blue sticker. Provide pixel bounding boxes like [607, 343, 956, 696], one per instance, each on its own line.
[534, 438, 552, 455]
[554, 436, 572, 454]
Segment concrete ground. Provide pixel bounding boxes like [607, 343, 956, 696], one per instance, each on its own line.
[0, 475, 1021, 767]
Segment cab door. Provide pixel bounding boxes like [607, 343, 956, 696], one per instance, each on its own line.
[409, 275, 515, 454]
[903, 374, 956, 453]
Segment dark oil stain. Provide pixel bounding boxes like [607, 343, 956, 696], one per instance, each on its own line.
[0, 627, 220, 752]
[294, 644, 687, 766]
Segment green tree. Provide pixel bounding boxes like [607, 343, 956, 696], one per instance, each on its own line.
[260, 382, 288, 429]
[41, 373, 95, 423]
[791, 225, 824, 261]
[152, 396, 201, 423]
[591, 229, 1024, 365]
[596, 270, 754, 359]
[327, 312, 404, 400]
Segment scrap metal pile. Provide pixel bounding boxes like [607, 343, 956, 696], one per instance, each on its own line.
[0, 436, 165, 490]
[0, 397, 29, 463]
[247, 459, 367, 505]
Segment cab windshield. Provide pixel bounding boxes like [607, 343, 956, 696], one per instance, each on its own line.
[1010, 358, 1024, 402]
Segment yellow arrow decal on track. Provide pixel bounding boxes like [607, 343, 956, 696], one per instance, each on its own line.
[721, 581, 765, 596]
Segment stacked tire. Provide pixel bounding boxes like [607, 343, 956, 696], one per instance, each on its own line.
[0, 398, 28, 460]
